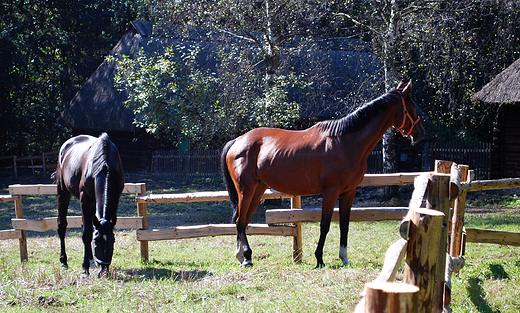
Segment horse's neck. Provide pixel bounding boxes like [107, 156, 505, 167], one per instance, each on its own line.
[352, 104, 399, 159]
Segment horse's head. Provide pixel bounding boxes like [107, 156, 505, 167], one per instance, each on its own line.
[394, 81, 425, 144]
[93, 216, 116, 276]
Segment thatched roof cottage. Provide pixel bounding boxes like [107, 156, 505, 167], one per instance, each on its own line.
[474, 58, 520, 178]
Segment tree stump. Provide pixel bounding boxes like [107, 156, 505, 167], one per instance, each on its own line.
[364, 282, 419, 313]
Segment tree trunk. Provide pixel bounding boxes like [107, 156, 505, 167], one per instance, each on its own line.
[382, 0, 400, 199]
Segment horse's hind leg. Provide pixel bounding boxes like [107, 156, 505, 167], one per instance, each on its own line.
[57, 187, 71, 269]
[236, 182, 267, 267]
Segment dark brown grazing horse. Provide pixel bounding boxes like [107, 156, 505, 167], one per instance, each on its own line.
[221, 81, 424, 268]
[55, 133, 124, 276]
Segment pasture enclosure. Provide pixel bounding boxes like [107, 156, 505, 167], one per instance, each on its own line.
[2, 160, 520, 312]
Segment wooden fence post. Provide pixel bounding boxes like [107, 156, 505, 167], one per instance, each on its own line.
[364, 282, 420, 313]
[13, 195, 28, 262]
[291, 196, 302, 263]
[13, 155, 17, 178]
[403, 206, 444, 313]
[42, 153, 46, 176]
[450, 165, 469, 258]
[136, 184, 149, 262]
[428, 167, 451, 313]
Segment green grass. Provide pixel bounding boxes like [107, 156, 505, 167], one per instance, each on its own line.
[1, 177, 520, 312]
[0, 222, 401, 312]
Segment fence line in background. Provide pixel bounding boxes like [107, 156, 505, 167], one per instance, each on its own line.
[0, 142, 492, 180]
[0, 152, 58, 178]
[423, 142, 491, 179]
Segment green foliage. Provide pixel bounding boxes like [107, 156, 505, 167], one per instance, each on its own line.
[112, 40, 305, 148]
[337, 0, 520, 142]
[0, 0, 149, 156]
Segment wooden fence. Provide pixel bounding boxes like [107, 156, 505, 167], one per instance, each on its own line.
[150, 142, 492, 179]
[0, 152, 58, 178]
[0, 142, 491, 180]
[423, 141, 491, 179]
[2, 160, 519, 312]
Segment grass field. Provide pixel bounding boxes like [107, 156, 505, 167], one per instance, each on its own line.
[1, 175, 519, 312]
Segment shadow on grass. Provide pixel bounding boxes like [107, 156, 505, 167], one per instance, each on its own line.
[467, 277, 501, 313]
[487, 263, 509, 280]
[116, 259, 211, 282]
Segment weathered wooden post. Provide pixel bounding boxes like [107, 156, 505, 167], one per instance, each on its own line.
[428, 165, 451, 313]
[364, 282, 420, 313]
[13, 155, 18, 178]
[291, 195, 302, 263]
[42, 153, 47, 176]
[403, 206, 445, 313]
[136, 183, 149, 261]
[13, 195, 28, 262]
[450, 165, 469, 257]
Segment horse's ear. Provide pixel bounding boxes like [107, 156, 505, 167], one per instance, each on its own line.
[402, 81, 412, 97]
[396, 81, 404, 89]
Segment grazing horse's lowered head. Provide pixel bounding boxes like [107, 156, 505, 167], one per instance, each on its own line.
[55, 133, 124, 277]
[222, 81, 424, 268]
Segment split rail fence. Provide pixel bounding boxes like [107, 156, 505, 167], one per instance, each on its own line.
[355, 160, 520, 313]
[2, 160, 520, 312]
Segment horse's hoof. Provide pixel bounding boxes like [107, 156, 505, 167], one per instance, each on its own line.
[342, 260, 352, 268]
[315, 262, 325, 269]
[61, 263, 68, 269]
[240, 260, 253, 268]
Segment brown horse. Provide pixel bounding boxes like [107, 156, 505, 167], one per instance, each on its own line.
[221, 81, 424, 268]
[55, 133, 125, 276]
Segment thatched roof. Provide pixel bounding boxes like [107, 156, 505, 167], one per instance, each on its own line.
[474, 58, 520, 105]
[59, 21, 214, 132]
[59, 21, 381, 132]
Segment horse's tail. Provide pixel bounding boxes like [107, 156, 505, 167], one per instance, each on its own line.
[221, 139, 239, 223]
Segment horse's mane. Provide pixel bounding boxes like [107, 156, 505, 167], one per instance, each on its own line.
[91, 133, 113, 176]
[91, 133, 124, 217]
[316, 90, 401, 137]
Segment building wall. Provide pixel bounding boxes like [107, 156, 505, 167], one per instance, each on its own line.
[492, 105, 520, 178]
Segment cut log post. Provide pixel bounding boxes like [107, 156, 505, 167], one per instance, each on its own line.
[450, 165, 469, 258]
[364, 282, 419, 313]
[403, 207, 445, 313]
[427, 171, 451, 313]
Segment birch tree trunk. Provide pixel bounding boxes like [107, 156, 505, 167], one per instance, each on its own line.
[382, 0, 400, 199]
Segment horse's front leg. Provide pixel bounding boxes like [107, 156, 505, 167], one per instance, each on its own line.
[338, 189, 355, 266]
[315, 190, 339, 268]
[80, 193, 94, 276]
[57, 187, 71, 269]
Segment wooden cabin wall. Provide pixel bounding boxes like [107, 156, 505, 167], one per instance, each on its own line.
[492, 105, 520, 178]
